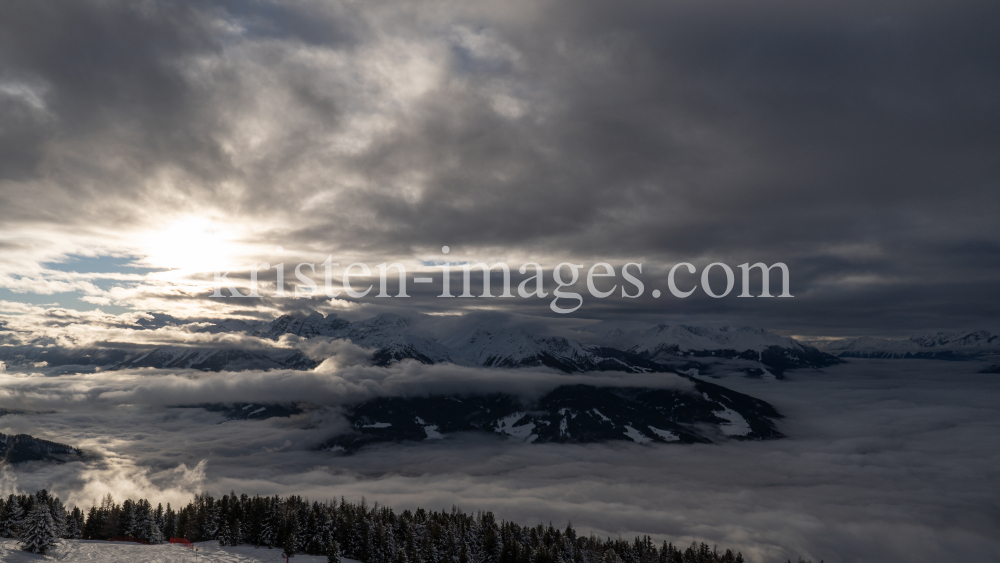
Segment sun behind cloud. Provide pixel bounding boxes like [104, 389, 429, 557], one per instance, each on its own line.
[139, 216, 244, 276]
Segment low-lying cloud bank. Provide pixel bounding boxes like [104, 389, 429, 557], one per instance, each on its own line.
[1, 359, 998, 562]
[0, 354, 692, 412]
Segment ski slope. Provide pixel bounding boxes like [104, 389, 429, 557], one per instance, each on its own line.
[0, 539, 359, 563]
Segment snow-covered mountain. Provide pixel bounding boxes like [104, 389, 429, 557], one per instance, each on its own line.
[112, 347, 316, 371]
[255, 311, 347, 339]
[249, 313, 665, 372]
[590, 323, 839, 375]
[323, 379, 784, 453]
[820, 330, 1000, 359]
[0, 311, 839, 375]
[443, 325, 666, 373]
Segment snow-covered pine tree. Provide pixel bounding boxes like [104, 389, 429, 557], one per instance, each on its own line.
[328, 539, 342, 563]
[20, 499, 58, 554]
[283, 518, 300, 557]
[65, 506, 84, 539]
[163, 504, 176, 539]
[0, 495, 14, 538]
[148, 508, 166, 545]
[232, 518, 244, 546]
[219, 519, 232, 547]
[3, 494, 24, 539]
[203, 496, 220, 540]
[383, 521, 398, 563]
[318, 509, 334, 555]
[306, 502, 326, 554]
[50, 497, 68, 538]
[121, 499, 138, 538]
[135, 500, 154, 541]
[261, 497, 280, 547]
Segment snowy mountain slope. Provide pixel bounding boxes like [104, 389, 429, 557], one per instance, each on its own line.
[322, 379, 783, 453]
[0, 433, 81, 464]
[195, 317, 269, 335]
[821, 330, 1000, 359]
[256, 311, 349, 339]
[260, 312, 452, 366]
[259, 313, 665, 372]
[588, 323, 840, 375]
[447, 326, 666, 373]
[337, 314, 452, 365]
[590, 323, 799, 352]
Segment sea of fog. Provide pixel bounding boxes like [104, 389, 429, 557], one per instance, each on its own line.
[1, 359, 998, 563]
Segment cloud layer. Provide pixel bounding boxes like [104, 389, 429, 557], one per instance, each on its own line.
[0, 0, 998, 333]
[2, 358, 998, 563]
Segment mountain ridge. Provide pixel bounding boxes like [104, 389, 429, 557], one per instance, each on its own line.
[0, 311, 840, 375]
[818, 330, 1000, 359]
[323, 378, 784, 453]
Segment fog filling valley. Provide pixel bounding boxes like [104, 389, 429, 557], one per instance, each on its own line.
[1, 357, 997, 563]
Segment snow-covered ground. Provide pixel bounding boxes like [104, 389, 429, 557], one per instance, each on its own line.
[0, 539, 357, 563]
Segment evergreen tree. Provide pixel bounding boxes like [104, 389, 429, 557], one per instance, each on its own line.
[99, 494, 120, 539]
[135, 500, 154, 541]
[204, 497, 221, 539]
[50, 496, 68, 538]
[121, 499, 138, 538]
[283, 519, 300, 558]
[83, 505, 103, 539]
[328, 539, 342, 563]
[3, 494, 24, 539]
[219, 519, 233, 547]
[163, 504, 177, 539]
[0, 495, 17, 538]
[148, 507, 166, 544]
[261, 498, 280, 548]
[65, 506, 84, 539]
[20, 499, 58, 554]
[59, 490, 750, 563]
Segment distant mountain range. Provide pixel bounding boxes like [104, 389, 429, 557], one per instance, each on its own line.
[0, 311, 813, 454]
[587, 322, 839, 375]
[817, 330, 1000, 359]
[0, 433, 81, 464]
[0, 311, 841, 376]
[324, 378, 784, 453]
[0, 344, 317, 373]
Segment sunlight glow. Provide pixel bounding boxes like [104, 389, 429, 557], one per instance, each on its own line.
[139, 217, 242, 275]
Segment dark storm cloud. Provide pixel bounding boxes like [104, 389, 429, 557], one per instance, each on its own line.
[0, 0, 997, 332]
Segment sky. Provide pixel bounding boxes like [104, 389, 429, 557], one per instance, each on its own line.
[0, 0, 998, 336]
